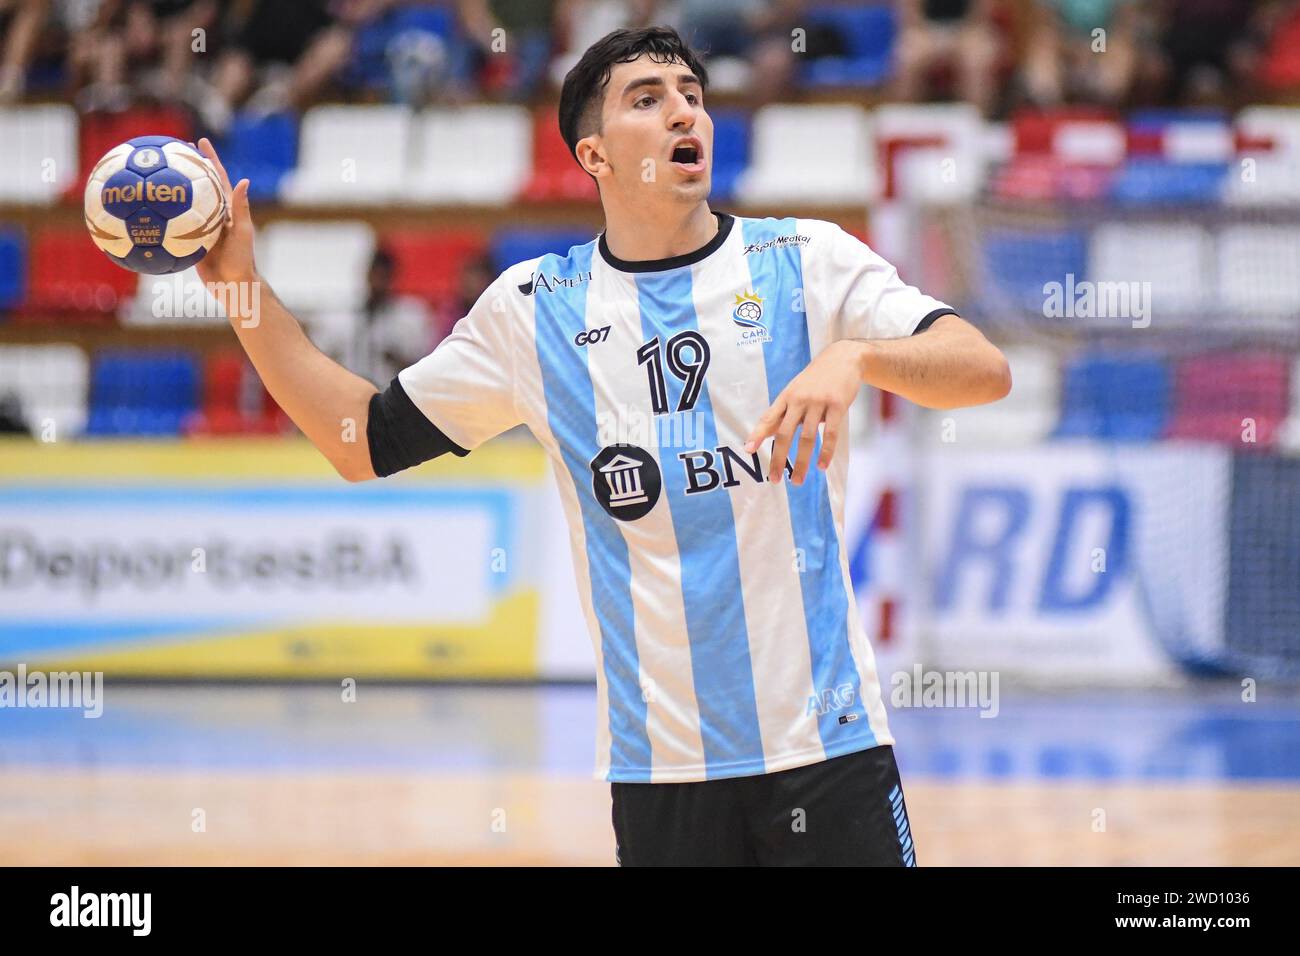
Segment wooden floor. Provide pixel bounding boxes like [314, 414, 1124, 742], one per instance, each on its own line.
[3, 769, 1298, 866]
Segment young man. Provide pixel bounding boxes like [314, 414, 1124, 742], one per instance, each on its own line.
[196, 26, 1010, 866]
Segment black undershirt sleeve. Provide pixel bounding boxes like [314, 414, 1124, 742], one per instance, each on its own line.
[913, 308, 959, 335]
[366, 376, 468, 478]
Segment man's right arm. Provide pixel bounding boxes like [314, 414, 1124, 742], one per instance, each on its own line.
[196, 137, 380, 482]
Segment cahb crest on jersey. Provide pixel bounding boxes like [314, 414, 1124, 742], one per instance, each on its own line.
[732, 290, 771, 346]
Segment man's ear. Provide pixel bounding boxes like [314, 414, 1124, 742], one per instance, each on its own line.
[576, 136, 607, 179]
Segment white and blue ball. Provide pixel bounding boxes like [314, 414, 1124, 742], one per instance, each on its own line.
[83, 136, 227, 275]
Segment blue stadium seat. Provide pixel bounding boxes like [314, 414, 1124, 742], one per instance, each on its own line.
[981, 228, 1088, 315]
[708, 109, 751, 202]
[1109, 159, 1227, 205]
[216, 112, 298, 202]
[802, 5, 896, 87]
[0, 228, 25, 313]
[489, 228, 600, 274]
[86, 352, 199, 436]
[1055, 353, 1171, 441]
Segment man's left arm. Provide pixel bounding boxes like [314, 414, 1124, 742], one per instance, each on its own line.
[745, 314, 1010, 485]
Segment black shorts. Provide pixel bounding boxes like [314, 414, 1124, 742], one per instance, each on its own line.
[610, 744, 917, 866]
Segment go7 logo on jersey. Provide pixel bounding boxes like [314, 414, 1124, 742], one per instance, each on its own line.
[573, 325, 611, 346]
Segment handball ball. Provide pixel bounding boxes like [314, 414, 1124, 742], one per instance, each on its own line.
[83, 136, 227, 275]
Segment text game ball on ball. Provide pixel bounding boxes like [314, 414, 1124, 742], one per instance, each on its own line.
[83, 136, 227, 275]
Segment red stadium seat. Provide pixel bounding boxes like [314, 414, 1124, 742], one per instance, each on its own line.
[520, 108, 598, 203]
[1167, 352, 1290, 450]
[20, 227, 137, 320]
[75, 107, 194, 201]
[384, 229, 488, 308]
[185, 351, 287, 436]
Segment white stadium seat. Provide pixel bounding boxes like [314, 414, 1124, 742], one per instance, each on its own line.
[921, 345, 1059, 446]
[259, 220, 376, 313]
[119, 267, 227, 326]
[408, 105, 531, 204]
[1223, 106, 1300, 206]
[1278, 356, 1300, 454]
[0, 344, 89, 438]
[1089, 222, 1214, 319]
[735, 104, 875, 204]
[1216, 224, 1300, 318]
[0, 105, 79, 204]
[280, 105, 412, 205]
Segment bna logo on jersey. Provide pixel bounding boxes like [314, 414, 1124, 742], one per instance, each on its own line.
[732, 291, 771, 345]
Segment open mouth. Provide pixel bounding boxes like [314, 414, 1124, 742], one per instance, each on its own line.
[669, 138, 705, 173]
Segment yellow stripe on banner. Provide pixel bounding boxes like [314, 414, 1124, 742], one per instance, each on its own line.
[0, 435, 548, 483]
[23, 591, 541, 679]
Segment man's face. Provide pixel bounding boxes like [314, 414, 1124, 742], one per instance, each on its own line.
[585, 56, 712, 206]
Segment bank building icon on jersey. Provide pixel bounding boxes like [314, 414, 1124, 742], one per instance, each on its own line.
[599, 454, 649, 507]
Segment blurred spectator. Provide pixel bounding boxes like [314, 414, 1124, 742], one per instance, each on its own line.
[451, 0, 564, 103]
[438, 251, 493, 343]
[1256, 0, 1300, 92]
[65, 2, 220, 113]
[313, 246, 437, 388]
[0, 0, 48, 104]
[668, 0, 803, 105]
[1147, 0, 1265, 106]
[893, 0, 1002, 116]
[1023, 0, 1141, 107]
[0, 390, 28, 435]
[208, 0, 394, 131]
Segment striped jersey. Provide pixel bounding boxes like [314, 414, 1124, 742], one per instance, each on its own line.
[399, 213, 955, 783]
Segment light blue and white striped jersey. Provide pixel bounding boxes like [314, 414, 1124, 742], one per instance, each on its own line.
[399, 214, 954, 783]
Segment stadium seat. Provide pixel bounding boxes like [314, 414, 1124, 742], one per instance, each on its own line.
[979, 227, 1088, 316]
[259, 220, 376, 313]
[384, 229, 488, 306]
[119, 266, 227, 326]
[0, 105, 79, 204]
[0, 344, 89, 438]
[1216, 224, 1300, 318]
[410, 105, 532, 203]
[76, 106, 192, 197]
[1224, 106, 1300, 206]
[924, 345, 1059, 446]
[0, 229, 25, 312]
[86, 350, 199, 437]
[1167, 352, 1290, 450]
[1279, 356, 1300, 454]
[489, 227, 598, 273]
[216, 111, 298, 202]
[519, 108, 599, 203]
[1089, 222, 1213, 319]
[185, 350, 284, 436]
[707, 109, 751, 202]
[280, 105, 412, 205]
[1055, 353, 1171, 441]
[735, 104, 875, 203]
[802, 5, 896, 87]
[22, 227, 138, 318]
[1109, 159, 1227, 205]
